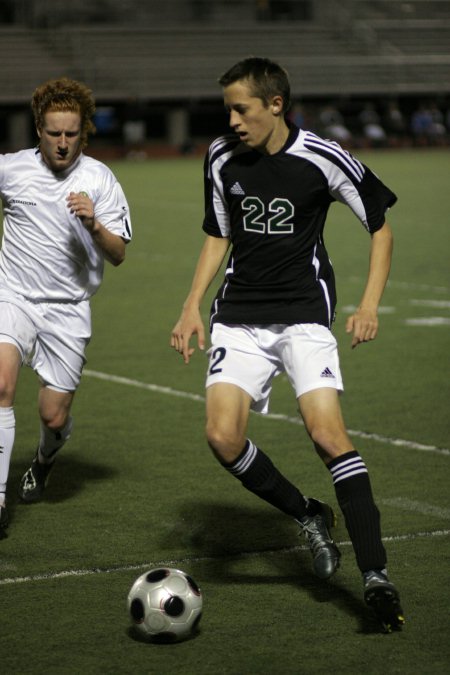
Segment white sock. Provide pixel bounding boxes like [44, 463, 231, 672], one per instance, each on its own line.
[0, 406, 15, 501]
[38, 415, 73, 464]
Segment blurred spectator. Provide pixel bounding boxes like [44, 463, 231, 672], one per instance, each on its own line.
[94, 106, 118, 136]
[288, 102, 305, 128]
[122, 98, 148, 159]
[358, 103, 387, 147]
[319, 104, 352, 144]
[383, 100, 407, 145]
[411, 103, 446, 145]
[411, 105, 433, 145]
[429, 103, 446, 140]
[287, 102, 316, 132]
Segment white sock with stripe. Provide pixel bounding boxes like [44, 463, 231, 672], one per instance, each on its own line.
[0, 407, 15, 504]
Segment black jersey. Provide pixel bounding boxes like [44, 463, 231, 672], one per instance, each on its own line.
[203, 125, 397, 329]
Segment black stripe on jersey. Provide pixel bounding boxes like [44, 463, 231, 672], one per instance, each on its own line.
[303, 133, 365, 184]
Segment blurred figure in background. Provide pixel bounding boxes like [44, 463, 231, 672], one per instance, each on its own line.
[383, 100, 407, 146]
[411, 102, 446, 145]
[358, 102, 387, 147]
[319, 103, 352, 144]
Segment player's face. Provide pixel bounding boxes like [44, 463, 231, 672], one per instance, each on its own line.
[37, 110, 83, 172]
[223, 80, 287, 154]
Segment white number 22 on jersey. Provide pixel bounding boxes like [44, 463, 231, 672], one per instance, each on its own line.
[242, 196, 294, 234]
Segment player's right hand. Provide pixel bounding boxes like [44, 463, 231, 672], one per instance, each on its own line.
[170, 308, 205, 364]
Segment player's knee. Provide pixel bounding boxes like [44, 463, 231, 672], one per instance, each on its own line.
[40, 409, 71, 433]
[308, 421, 350, 459]
[205, 421, 244, 463]
[0, 376, 15, 406]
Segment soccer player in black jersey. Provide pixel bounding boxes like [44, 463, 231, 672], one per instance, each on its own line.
[171, 57, 404, 632]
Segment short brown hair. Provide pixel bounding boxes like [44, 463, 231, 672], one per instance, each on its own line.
[219, 57, 291, 113]
[31, 78, 96, 148]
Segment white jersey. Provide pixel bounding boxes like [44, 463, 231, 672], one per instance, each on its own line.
[0, 148, 132, 301]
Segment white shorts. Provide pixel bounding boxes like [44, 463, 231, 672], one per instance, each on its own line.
[0, 287, 91, 392]
[206, 323, 343, 414]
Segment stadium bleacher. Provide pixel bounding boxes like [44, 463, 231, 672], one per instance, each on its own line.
[0, 0, 449, 148]
[1, 0, 449, 101]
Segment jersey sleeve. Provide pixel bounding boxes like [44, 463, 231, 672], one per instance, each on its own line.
[0, 154, 6, 194]
[94, 168, 132, 242]
[331, 164, 397, 233]
[202, 137, 233, 238]
[302, 132, 397, 233]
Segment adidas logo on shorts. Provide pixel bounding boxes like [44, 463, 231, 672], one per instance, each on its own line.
[320, 367, 335, 378]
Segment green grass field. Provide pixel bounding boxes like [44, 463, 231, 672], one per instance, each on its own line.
[1, 149, 449, 674]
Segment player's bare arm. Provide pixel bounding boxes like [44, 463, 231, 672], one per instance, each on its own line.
[171, 234, 230, 364]
[67, 191, 126, 266]
[346, 221, 393, 348]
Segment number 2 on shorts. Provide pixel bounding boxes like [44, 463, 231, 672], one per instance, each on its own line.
[209, 347, 226, 374]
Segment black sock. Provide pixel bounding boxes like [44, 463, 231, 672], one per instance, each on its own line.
[223, 440, 309, 520]
[328, 450, 386, 573]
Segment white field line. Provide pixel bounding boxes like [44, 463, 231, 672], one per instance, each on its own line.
[381, 498, 450, 520]
[83, 369, 450, 456]
[348, 277, 449, 294]
[410, 299, 450, 309]
[405, 317, 450, 326]
[1, 528, 449, 586]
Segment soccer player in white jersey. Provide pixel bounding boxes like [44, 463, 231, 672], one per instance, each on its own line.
[171, 58, 404, 632]
[0, 78, 132, 536]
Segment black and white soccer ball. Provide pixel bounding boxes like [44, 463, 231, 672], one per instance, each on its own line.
[127, 567, 203, 642]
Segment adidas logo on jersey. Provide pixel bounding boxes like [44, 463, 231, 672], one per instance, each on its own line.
[230, 181, 245, 195]
[320, 367, 335, 378]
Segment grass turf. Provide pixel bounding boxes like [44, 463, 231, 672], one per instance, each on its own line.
[1, 149, 449, 674]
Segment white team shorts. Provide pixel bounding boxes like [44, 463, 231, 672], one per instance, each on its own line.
[206, 323, 343, 414]
[0, 287, 91, 392]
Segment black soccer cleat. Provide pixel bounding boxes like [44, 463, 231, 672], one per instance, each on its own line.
[0, 503, 9, 539]
[297, 499, 341, 580]
[363, 569, 405, 633]
[18, 452, 55, 503]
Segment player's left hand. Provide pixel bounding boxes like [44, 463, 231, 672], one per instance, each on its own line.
[346, 307, 379, 349]
[67, 191, 96, 232]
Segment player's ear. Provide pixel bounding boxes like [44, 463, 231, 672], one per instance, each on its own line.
[36, 126, 42, 138]
[270, 95, 284, 116]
